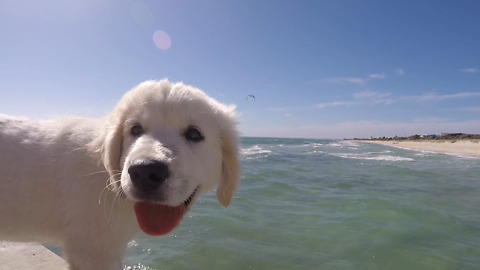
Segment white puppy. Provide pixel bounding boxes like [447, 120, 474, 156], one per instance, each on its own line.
[0, 80, 240, 270]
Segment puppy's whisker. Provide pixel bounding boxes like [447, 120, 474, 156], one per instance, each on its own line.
[106, 188, 126, 224]
[104, 184, 127, 224]
[98, 172, 124, 222]
[98, 173, 122, 206]
[79, 170, 121, 178]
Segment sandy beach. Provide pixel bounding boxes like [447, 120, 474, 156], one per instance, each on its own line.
[362, 140, 480, 158]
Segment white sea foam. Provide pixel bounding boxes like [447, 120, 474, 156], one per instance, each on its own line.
[127, 240, 139, 248]
[397, 146, 480, 160]
[332, 153, 415, 162]
[241, 145, 272, 159]
[327, 143, 342, 147]
[327, 141, 360, 149]
[302, 142, 323, 148]
[445, 152, 480, 160]
[305, 150, 325, 155]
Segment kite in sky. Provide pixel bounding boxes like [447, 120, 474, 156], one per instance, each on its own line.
[246, 94, 255, 101]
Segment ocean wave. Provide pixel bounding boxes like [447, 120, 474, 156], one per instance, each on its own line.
[445, 153, 480, 160]
[304, 150, 325, 155]
[398, 147, 480, 160]
[327, 141, 360, 149]
[241, 145, 272, 159]
[331, 153, 415, 162]
[301, 142, 324, 148]
[365, 150, 393, 154]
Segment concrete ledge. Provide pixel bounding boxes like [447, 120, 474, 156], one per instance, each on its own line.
[0, 242, 68, 270]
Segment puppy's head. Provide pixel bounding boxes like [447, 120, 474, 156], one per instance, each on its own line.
[99, 80, 240, 235]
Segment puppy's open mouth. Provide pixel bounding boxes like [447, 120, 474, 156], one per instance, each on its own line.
[134, 187, 198, 236]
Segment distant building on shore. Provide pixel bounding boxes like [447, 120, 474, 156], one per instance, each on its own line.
[420, 134, 437, 139]
[353, 132, 480, 141]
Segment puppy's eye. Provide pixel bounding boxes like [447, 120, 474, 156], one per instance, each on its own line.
[130, 124, 144, 136]
[184, 126, 204, 142]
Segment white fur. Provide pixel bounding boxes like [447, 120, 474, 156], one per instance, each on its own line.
[0, 80, 240, 270]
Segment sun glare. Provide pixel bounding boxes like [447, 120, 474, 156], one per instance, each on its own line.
[153, 30, 172, 51]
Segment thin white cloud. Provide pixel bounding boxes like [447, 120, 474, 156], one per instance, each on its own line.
[354, 90, 389, 99]
[324, 90, 480, 107]
[367, 73, 386, 80]
[403, 92, 480, 102]
[413, 117, 455, 123]
[316, 101, 355, 109]
[315, 91, 394, 109]
[319, 77, 367, 85]
[354, 90, 394, 105]
[319, 72, 387, 86]
[457, 107, 480, 113]
[395, 68, 405, 76]
[267, 105, 313, 112]
[461, 67, 479, 73]
[402, 92, 480, 102]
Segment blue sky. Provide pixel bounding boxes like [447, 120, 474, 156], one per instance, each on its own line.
[1, 0, 479, 139]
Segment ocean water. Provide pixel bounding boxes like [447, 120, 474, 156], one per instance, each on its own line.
[123, 138, 480, 270]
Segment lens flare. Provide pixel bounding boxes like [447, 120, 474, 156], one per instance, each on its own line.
[153, 31, 171, 50]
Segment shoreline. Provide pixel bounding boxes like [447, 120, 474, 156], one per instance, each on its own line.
[361, 139, 480, 158]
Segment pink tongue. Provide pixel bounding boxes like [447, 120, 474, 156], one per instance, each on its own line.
[134, 202, 186, 236]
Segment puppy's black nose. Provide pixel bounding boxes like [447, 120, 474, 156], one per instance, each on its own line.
[128, 160, 169, 191]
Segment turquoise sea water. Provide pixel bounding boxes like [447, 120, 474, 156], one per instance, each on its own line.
[124, 138, 480, 270]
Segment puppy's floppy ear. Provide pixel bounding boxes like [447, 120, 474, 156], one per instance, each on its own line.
[103, 121, 123, 187]
[95, 115, 123, 189]
[216, 129, 241, 207]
